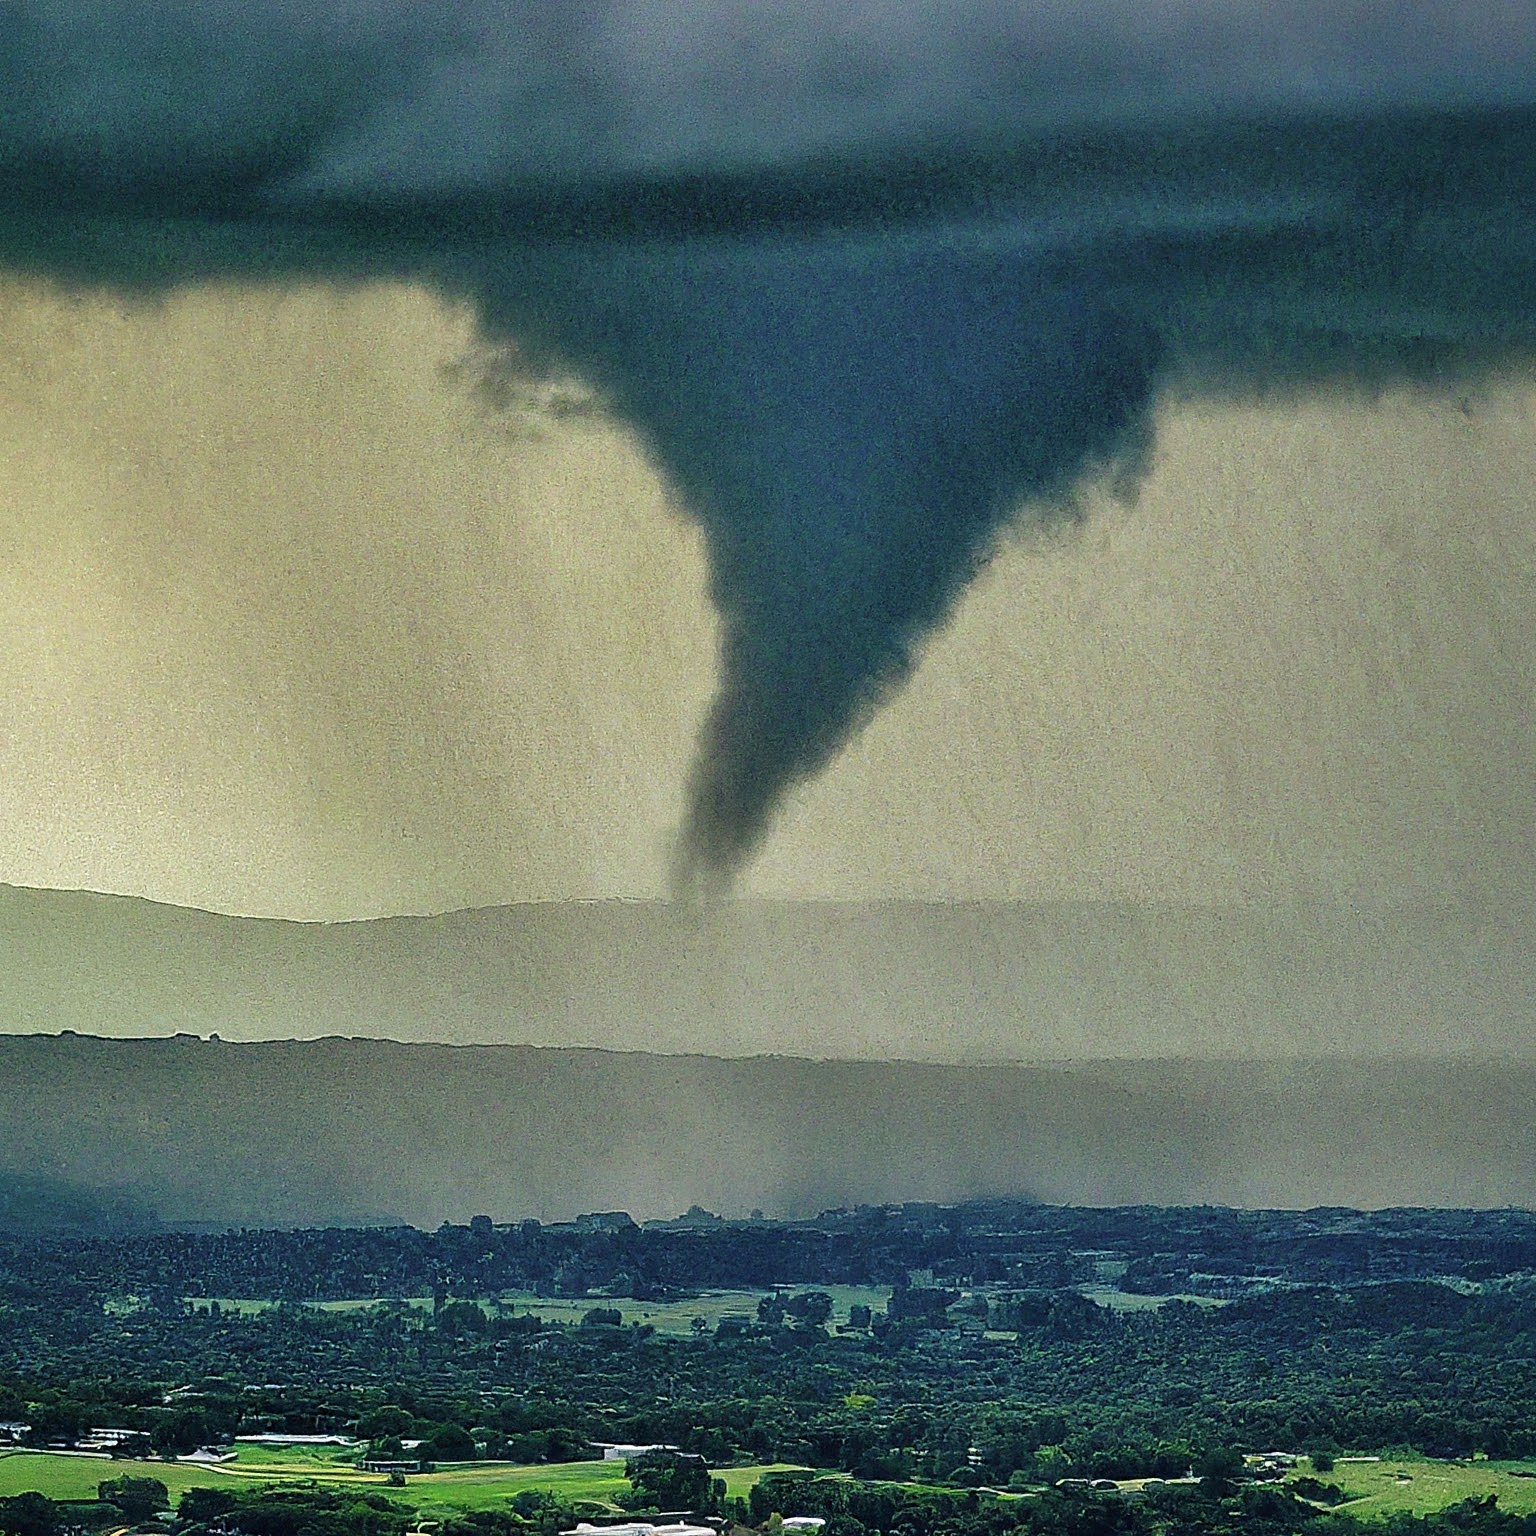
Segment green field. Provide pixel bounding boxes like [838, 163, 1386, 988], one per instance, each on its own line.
[491, 1285, 889, 1336]
[0, 1451, 803, 1517]
[0, 1452, 239, 1503]
[1317, 1458, 1536, 1518]
[720, 1466, 811, 1499]
[183, 1287, 890, 1337]
[18, 1446, 1531, 1524]
[227, 1445, 368, 1470]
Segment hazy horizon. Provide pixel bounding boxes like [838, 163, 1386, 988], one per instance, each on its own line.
[6, 1033, 1535, 1222]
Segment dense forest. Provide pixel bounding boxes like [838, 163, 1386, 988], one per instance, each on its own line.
[10, 1200, 1536, 1299]
[5, 1203, 1536, 1480]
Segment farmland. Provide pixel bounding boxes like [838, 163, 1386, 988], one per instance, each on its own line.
[0, 1450, 809, 1516]
[8, 1202, 1536, 1536]
[182, 1287, 890, 1337]
[1326, 1458, 1536, 1519]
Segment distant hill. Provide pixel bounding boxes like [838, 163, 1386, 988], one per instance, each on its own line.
[0, 883, 1532, 1062]
[0, 1170, 159, 1234]
[1, 1034, 1532, 1228]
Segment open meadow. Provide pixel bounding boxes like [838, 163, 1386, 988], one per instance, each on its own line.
[1319, 1458, 1536, 1519]
[182, 1286, 891, 1336]
[0, 1449, 805, 1516]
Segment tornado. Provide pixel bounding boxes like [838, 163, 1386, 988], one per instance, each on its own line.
[1, 2, 1534, 888]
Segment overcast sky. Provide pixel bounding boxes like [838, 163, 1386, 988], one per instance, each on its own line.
[0, 4, 1531, 952]
[0, 268, 1531, 921]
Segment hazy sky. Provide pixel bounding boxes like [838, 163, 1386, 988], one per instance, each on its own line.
[0, 269, 1531, 919]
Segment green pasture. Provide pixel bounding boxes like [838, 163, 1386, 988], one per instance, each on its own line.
[0, 1452, 237, 1503]
[398, 1459, 631, 1517]
[181, 1286, 889, 1336]
[720, 1465, 812, 1499]
[228, 1445, 364, 1470]
[1318, 1457, 1536, 1518]
[492, 1285, 889, 1336]
[0, 1451, 800, 1518]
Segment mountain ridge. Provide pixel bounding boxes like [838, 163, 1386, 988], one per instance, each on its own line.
[2, 881, 1530, 1062]
[2, 1032, 1532, 1228]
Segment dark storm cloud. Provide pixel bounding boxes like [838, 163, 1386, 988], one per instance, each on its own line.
[2, 3, 1535, 884]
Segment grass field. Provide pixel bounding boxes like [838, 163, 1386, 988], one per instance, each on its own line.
[0, 1451, 804, 1517]
[19, 1445, 1531, 1524]
[720, 1466, 811, 1499]
[183, 1287, 891, 1337]
[0, 1452, 238, 1503]
[491, 1285, 889, 1336]
[1317, 1458, 1536, 1518]
[228, 1445, 367, 1469]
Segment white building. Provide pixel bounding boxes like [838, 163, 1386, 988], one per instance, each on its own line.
[235, 1434, 361, 1448]
[78, 1428, 146, 1450]
[563, 1524, 713, 1536]
[594, 1443, 683, 1462]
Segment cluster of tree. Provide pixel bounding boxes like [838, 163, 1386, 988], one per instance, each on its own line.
[620, 1450, 725, 1514]
[435, 1492, 585, 1536]
[97, 1478, 170, 1522]
[8, 1276, 1536, 1477]
[8, 1207, 1536, 1484]
[177, 1487, 408, 1536]
[0, 1481, 169, 1536]
[755, 1292, 834, 1329]
[7, 1204, 1536, 1310]
[744, 1475, 1536, 1536]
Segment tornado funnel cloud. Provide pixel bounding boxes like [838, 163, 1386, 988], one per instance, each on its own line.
[2, 2, 1535, 901]
[569, 245, 1163, 890]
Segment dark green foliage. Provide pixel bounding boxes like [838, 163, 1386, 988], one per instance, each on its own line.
[4, 1203, 1536, 1489]
[421, 1422, 476, 1461]
[357, 1407, 414, 1439]
[887, 1286, 958, 1324]
[1291, 1478, 1347, 1505]
[437, 1302, 490, 1338]
[783, 1293, 834, 1328]
[176, 1488, 408, 1536]
[0, 1495, 62, 1536]
[179, 1488, 240, 1524]
[622, 1451, 717, 1513]
[1194, 1447, 1246, 1492]
[988, 1291, 1108, 1340]
[97, 1476, 170, 1521]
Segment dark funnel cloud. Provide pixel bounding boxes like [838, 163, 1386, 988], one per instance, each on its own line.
[2, 3, 1536, 884]
[485, 243, 1159, 886]
[664, 258, 1157, 887]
